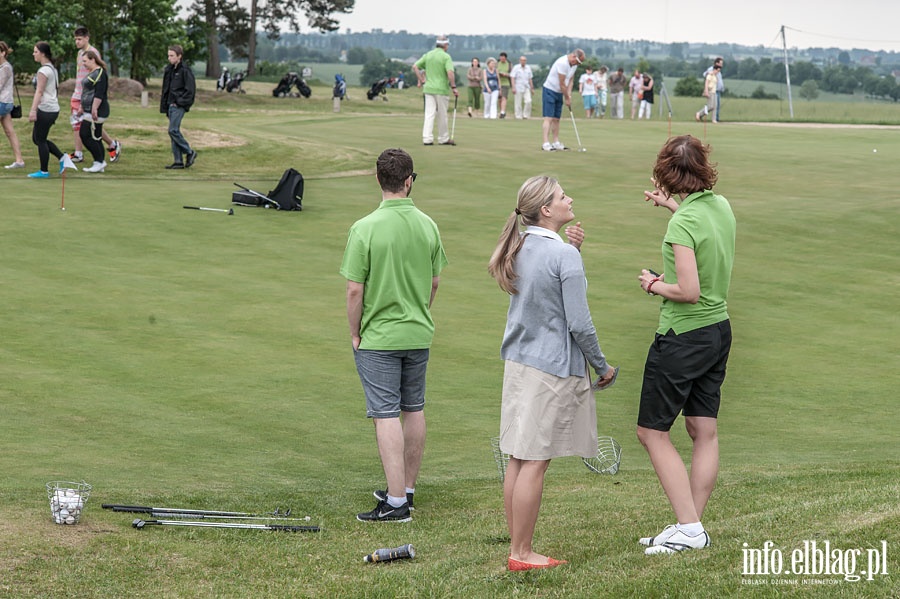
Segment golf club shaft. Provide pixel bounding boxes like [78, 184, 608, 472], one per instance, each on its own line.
[133, 518, 320, 532]
[450, 95, 458, 140]
[183, 206, 231, 213]
[150, 511, 308, 522]
[105, 503, 269, 517]
[568, 106, 584, 150]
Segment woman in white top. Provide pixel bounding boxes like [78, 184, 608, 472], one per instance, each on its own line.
[482, 58, 500, 119]
[27, 41, 65, 179]
[0, 41, 25, 169]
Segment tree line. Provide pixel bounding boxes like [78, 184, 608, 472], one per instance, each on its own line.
[0, 0, 353, 85]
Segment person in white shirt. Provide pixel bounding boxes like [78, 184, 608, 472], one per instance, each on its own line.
[629, 69, 643, 119]
[510, 55, 534, 119]
[595, 66, 609, 118]
[578, 65, 598, 119]
[541, 49, 585, 152]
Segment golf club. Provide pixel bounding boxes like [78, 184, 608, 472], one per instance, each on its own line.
[183, 205, 234, 215]
[147, 511, 311, 522]
[450, 94, 458, 143]
[132, 518, 320, 533]
[103, 503, 290, 518]
[568, 106, 586, 152]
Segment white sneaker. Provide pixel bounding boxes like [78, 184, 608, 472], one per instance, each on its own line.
[639, 524, 678, 546]
[541, 142, 555, 152]
[552, 141, 568, 151]
[644, 528, 710, 555]
[84, 161, 107, 173]
[5, 161, 25, 169]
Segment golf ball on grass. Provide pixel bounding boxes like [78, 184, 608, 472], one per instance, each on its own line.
[873, 149, 877, 153]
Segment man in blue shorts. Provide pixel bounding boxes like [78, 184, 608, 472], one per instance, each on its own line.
[541, 49, 585, 151]
[341, 148, 449, 522]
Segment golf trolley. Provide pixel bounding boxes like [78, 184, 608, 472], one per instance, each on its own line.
[333, 73, 347, 100]
[273, 72, 311, 98]
[225, 70, 246, 94]
[366, 77, 393, 101]
[216, 67, 230, 91]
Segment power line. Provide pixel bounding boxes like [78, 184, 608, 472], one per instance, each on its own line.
[783, 26, 900, 49]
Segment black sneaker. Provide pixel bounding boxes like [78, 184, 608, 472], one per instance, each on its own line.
[186, 151, 198, 168]
[165, 163, 185, 170]
[356, 498, 411, 522]
[373, 489, 414, 510]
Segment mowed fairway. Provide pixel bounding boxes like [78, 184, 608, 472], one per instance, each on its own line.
[0, 87, 898, 597]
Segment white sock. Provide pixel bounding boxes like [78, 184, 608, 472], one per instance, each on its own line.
[405, 487, 415, 496]
[74, 151, 82, 157]
[386, 494, 407, 508]
[677, 522, 704, 536]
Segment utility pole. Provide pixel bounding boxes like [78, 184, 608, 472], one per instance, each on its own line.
[781, 25, 794, 119]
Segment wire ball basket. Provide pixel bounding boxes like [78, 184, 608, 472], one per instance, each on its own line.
[47, 481, 92, 525]
[582, 436, 622, 475]
[489, 437, 510, 483]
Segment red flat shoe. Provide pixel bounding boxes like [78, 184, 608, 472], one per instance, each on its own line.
[508, 557, 567, 571]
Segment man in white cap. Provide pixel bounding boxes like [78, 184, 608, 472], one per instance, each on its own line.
[413, 36, 459, 146]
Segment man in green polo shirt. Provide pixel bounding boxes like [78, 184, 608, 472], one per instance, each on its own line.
[341, 148, 449, 522]
[413, 35, 459, 146]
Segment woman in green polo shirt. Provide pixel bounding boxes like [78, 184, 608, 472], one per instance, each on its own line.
[635, 135, 736, 556]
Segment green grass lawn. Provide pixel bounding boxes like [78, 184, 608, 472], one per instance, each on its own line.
[0, 89, 897, 597]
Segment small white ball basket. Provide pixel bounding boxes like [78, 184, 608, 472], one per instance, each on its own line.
[47, 481, 92, 525]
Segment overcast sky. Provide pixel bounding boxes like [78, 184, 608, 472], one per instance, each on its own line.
[334, 0, 900, 53]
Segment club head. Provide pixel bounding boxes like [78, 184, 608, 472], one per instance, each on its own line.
[132, 518, 146, 528]
[227, 208, 234, 215]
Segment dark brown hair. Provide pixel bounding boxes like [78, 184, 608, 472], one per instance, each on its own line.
[652, 135, 718, 196]
[35, 41, 53, 61]
[376, 148, 414, 193]
[83, 49, 107, 71]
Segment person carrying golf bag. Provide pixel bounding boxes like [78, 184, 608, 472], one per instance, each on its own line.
[340, 148, 448, 523]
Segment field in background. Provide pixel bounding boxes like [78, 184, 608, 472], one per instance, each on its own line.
[0, 90, 897, 597]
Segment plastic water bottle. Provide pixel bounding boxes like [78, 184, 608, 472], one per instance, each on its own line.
[363, 544, 416, 563]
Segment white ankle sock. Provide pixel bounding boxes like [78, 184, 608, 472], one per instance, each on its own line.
[386, 494, 406, 508]
[677, 522, 704, 536]
[405, 487, 415, 496]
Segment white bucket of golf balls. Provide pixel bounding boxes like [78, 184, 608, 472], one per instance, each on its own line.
[47, 481, 92, 525]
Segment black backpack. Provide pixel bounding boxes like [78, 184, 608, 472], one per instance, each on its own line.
[267, 168, 303, 210]
[233, 168, 303, 211]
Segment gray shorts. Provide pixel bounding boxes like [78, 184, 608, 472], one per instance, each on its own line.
[353, 348, 429, 418]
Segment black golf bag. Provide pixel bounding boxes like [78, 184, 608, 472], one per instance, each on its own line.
[226, 71, 246, 93]
[232, 168, 303, 211]
[295, 76, 311, 98]
[273, 73, 293, 97]
[273, 73, 311, 98]
[366, 78, 390, 101]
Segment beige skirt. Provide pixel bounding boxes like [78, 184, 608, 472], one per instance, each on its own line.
[499, 360, 598, 460]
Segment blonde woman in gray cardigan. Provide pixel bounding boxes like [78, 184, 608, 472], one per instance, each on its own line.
[488, 175, 617, 571]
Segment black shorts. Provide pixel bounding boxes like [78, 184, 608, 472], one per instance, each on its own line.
[637, 320, 732, 431]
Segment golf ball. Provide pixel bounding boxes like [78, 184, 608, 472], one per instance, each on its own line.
[65, 516, 76, 525]
[873, 149, 877, 153]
